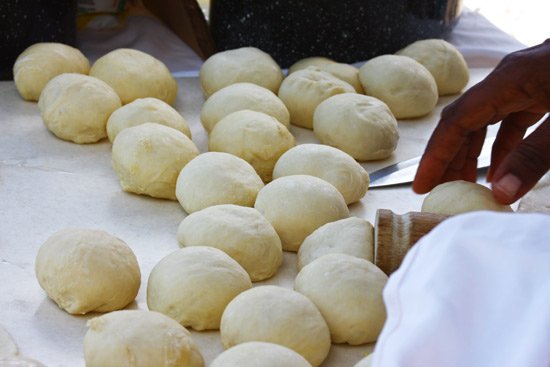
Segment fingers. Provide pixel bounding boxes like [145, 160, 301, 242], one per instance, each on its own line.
[490, 117, 550, 204]
[487, 111, 545, 181]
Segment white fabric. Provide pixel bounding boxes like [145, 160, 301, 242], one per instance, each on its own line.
[372, 211, 550, 367]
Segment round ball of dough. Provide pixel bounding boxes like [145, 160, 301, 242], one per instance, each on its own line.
[298, 217, 374, 270]
[295, 254, 388, 344]
[278, 68, 356, 129]
[421, 180, 513, 215]
[13, 42, 90, 101]
[200, 47, 283, 98]
[35, 228, 140, 315]
[90, 48, 177, 105]
[397, 39, 469, 96]
[272, 144, 369, 204]
[175, 152, 264, 214]
[38, 73, 121, 143]
[107, 97, 191, 142]
[111, 123, 199, 200]
[84, 310, 204, 367]
[254, 175, 349, 252]
[310, 63, 364, 93]
[177, 204, 283, 281]
[147, 246, 252, 330]
[288, 56, 334, 74]
[209, 110, 296, 182]
[211, 342, 312, 367]
[359, 54, 438, 119]
[200, 82, 290, 132]
[313, 93, 399, 161]
[220, 286, 331, 367]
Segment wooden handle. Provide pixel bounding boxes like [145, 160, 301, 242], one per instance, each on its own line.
[374, 209, 449, 275]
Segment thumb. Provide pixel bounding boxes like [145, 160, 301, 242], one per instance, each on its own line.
[490, 117, 550, 204]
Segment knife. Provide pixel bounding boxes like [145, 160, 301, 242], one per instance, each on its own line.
[369, 136, 495, 188]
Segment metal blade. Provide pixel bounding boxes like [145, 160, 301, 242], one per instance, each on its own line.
[369, 136, 495, 188]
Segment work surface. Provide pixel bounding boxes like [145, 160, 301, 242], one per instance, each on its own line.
[0, 68, 530, 366]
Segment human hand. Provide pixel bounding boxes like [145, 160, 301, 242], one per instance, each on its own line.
[413, 39, 550, 204]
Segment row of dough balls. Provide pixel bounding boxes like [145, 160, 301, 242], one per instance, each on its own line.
[13, 43, 180, 144]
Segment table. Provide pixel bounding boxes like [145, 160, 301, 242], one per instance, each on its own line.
[0, 69, 494, 366]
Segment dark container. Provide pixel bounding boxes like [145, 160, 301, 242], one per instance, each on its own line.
[209, 0, 463, 68]
[0, 0, 77, 80]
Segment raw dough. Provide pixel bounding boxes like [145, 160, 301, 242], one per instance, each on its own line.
[278, 68, 356, 129]
[200, 47, 283, 98]
[354, 354, 374, 367]
[38, 73, 121, 143]
[397, 39, 469, 96]
[84, 310, 204, 367]
[107, 97, 191, 142]
[90, 48, 177, 104]
[200, 82, 290, 132]
[272, 143, 370, 204]
[294, 254, 388, 344]
[175, 152, 264, 214]
[421, 180, 513, 215]
[298, 217, 374, 270]
[359, 54, 438, 119]
[13, 42, 89, 101]
[0, 325, 18, 358]
[313, 93, 399, 160]
[288, 56, 334, 74]
[210, 342, 312, 367]
[147, 246, 252, 330]
[309, 63, 364, 93]
[209, 110, 296, 182]
[111, 122, 199, 200]
[35, 228, 140, 315]
[254, 175, 349, 252]
[220, 285, 331, 367]
[177, 204, 283, 281]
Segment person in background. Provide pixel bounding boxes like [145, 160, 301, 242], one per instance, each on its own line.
[413, 39, 550, 204]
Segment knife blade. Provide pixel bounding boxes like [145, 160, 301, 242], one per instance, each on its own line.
[369, 136, 495, 188]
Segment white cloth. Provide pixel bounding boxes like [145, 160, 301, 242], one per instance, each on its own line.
[372, 211, 550, 367]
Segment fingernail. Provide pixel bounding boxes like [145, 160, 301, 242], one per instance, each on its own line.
[493, 173, 521, 199]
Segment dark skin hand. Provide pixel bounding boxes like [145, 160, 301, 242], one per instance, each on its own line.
[413, 39, 550, 205]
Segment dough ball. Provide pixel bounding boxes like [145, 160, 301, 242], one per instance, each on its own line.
[147, 247, 252, 330]
[200, 47, 283, 98]
[359, 54, 438, 119]
[209, 110, 296, 182]
[38, 73, 121, 144]
[254, 175, 349, 251]
[111, 123, 199, 200]
[278, 69, 356, 129]
[13, 42, 89, 101]
[298, 217, 374, 270]
[272, 143, 369, 204]
[287, 56, 334, 74]
[421, 180, 513, 215]
[84, 310, 204, 367]
[177, 204, 283, 281]
[295, 254, 388, 344]
[313, 93, 399, 161]
[310, 63, 364, 93]
[397, 39, 469, 96]
[0, 325, 18, 358]
[220, 286, 331, 367]
[35, 228, 140, 315]
[354, 354, 374, 367]
[200, 82, 290, 132]
[176, 152, 264, 214]
[211, 342, 312, 367]
[90, 48, 177, 105]
[107, 97, 191, 142]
